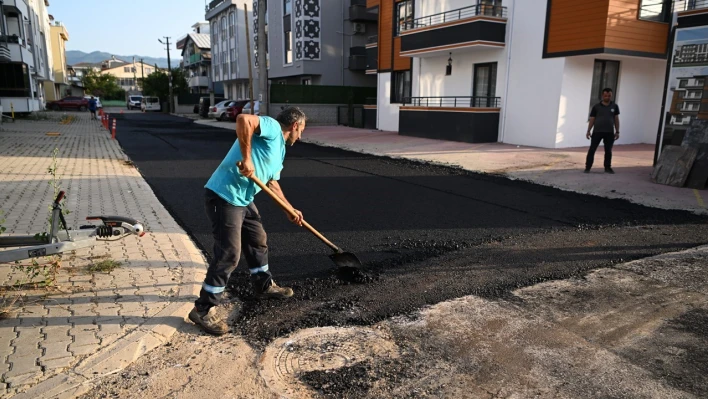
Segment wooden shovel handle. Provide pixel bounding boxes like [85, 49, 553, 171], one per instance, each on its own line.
[237, 162, 341, 252]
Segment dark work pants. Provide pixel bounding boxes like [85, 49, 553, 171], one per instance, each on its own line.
[195, 189, 273, 310]
[585, 131, 615, 169]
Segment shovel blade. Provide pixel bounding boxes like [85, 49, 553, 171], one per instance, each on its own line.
[329, 251, 362, 268]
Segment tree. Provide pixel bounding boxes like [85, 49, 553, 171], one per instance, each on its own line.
[81, 69, 123, 100]
[141, 68, 188, 101]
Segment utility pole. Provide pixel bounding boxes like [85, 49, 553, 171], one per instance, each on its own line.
[244, 4, 255, 114]
[140, 58, 145, 92]
[257, 0, 269, 116]
[158, 37, 174, 113]
[132, 56, 137, 93]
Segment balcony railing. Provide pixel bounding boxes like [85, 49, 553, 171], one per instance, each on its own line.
[403, 96, 501, 108]
[675, 0, 708, 12]
[0, 35, 21, 44]
[403, 4, 507, 32]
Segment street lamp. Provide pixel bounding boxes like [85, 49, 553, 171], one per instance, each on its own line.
[158, 37, 174, 113]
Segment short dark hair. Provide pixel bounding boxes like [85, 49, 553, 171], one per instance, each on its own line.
[276, 106, 307, 126]
[602, 88, 613, 94]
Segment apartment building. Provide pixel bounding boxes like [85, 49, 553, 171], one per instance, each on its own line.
[100, 58, 156, 94]
[205, 0, 257, 100]
[43, 17, 68, 102]
[367, 0, 672, 149]
[177, 22, 217, 94]
[266, 0, 378, 87]
[1, 0, 55, 113]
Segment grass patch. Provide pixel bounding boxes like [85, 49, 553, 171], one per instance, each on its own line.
[59, 115, 76, 125]
[88, 259, 122, 273]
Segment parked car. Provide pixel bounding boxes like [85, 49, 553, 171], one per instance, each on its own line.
[241, 100, 260, 116]
[127, 95, 143, 110]
[46, 96, 89, 111]
[141, 96, 161, 112]
[83, 96, 102, 109]
[225, 100, 251, 121]
[208, 100, 237, 121]
[198, 96, 225, 118]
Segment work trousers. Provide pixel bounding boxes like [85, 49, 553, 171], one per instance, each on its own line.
[195, 189, 272, 310]
[586, 131, 615, 169]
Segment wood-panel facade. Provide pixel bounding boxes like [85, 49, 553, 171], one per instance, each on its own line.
[375, 0, 411, 72]
[544, 0, 669, 59]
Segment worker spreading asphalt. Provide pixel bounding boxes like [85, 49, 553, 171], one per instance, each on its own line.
[113, 113, 708, 350]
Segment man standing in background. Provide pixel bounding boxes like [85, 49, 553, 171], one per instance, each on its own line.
[585, 88, 620, 174]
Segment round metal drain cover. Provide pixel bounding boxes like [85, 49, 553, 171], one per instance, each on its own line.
[259, 326, 398, 397]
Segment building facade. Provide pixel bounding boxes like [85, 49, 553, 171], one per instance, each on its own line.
[43, 17, 68, 102]
[177, 22, 216, 94]
[265, 0, 378, 87]
[206, 0, 256, 100]
[1, 0, 55, 113]
[100, 58, 157, 94]
[369, 0, 672, 149]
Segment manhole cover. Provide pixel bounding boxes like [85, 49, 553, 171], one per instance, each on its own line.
[259, 326, 398, 398]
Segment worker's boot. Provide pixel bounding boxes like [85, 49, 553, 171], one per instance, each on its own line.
[255, 280, 294, 299]
[188, 306, 229, 335]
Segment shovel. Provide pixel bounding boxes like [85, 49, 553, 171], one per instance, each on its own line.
[238, 164, 362, 271]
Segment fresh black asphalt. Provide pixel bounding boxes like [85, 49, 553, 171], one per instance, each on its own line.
[113, 113, 708, 346]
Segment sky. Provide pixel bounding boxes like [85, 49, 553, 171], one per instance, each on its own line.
[48, 0, 208, 57]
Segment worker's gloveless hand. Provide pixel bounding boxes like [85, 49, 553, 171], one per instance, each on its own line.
[238, 159, 255, 178]
[288, 209, 304, 226]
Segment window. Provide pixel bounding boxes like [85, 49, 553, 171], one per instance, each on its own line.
[0, 63, 31, 97]
[679, 79, 688, 88]
[231, 48, 236, 74]
[302, 78, 311, 85]
[638, 0, 670, 23]
[221, 17, 227, 41]
[284, 0, 292, 15]
[229, 12, 235, 36]
[589, 60, 620, 109]
[391, 70, 411, 103]
[474, 63, 498, 107]
[284, 30, 293, 64]
[395, 0, 413, 35]
[212, 22, 218, 43]
[124, 67, 130, 72]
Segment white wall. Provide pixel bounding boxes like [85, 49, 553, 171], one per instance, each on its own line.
[377, 73, 400, 132]
[554, 55, 665, 148]
[415, 0, 475, 18]
[416, 48, 506, 102]
[503, 0, 564, 148]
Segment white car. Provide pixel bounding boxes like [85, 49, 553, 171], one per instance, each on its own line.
[84, 96, 102, 108]
[241, 100, 260, 115]
[141, 96, 161, 112]
[208, 100, 236, 121]
[127, 95, 143, 110]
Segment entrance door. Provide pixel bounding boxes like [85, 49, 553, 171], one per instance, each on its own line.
[473, 63, 498, 107]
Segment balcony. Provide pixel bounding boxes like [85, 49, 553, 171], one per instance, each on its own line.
[399, 96, 501, 143]
[349, 46, 366, 71]
[188, 76, 210, 88]
[399, 5, 507, 57]
[350, 0, 377, 22]
[366, 46, 377, 72]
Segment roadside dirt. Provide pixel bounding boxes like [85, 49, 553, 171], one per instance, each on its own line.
[79, 246, 708, 399]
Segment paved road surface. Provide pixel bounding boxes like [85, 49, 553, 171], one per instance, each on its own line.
[113, 113, 708, 346]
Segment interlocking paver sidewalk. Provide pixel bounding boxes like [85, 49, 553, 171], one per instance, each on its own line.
[0, 112, 206, 398]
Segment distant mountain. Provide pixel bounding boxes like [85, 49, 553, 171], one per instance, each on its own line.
[66, 50, 170, 68]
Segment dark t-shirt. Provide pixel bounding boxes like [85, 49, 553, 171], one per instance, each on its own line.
[88, 99, 97, 111]
[590, 101, 619, 133]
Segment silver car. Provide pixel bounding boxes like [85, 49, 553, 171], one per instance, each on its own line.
[208, 100, 236, 121]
